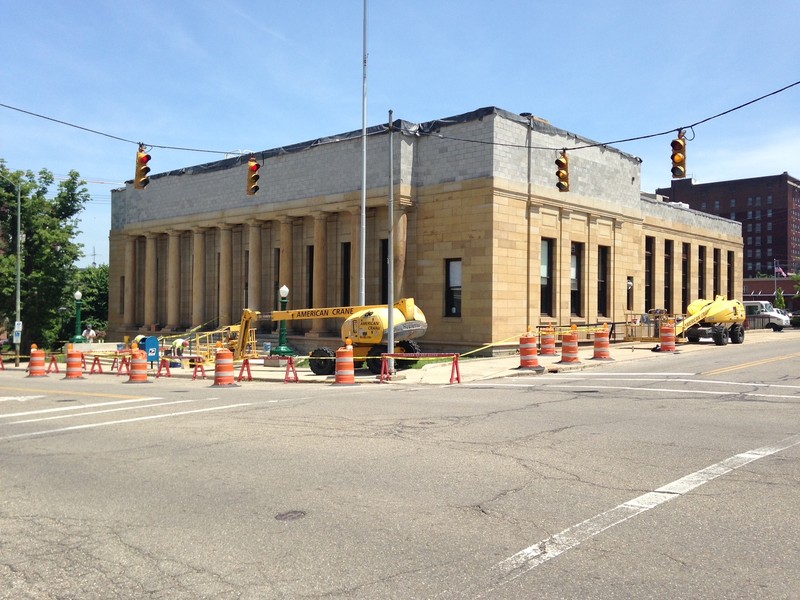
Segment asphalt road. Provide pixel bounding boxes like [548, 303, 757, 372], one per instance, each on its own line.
[2, 335, 799, 599]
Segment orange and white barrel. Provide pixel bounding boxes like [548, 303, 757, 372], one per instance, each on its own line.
[65, 350, 84, 379]
[519, 334, 543, 370]
[213, 348, 237, 386]
[557, 332, 582, 364]
[540, 328, 558, 356]
[660, 323, 677, 352]
[592, 329, 613, 360]
[28, 346, 47, 377]
[334, 346, 356, 385]
[127, 349, 149, 383]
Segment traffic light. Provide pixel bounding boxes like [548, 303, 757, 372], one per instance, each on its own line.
[671, 131, 686, 178]
[134, 145, 151, 189]
[246, 156, 260, 196]
[555, 150, 569, 192]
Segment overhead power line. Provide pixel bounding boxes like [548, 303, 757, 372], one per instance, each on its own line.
[2, 79, 799, 157]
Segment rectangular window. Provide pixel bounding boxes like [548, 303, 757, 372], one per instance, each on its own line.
[681, 243, 691, 313]
[698, 246, 707, 299]
[645, 236, 655, 312]
[664, 240, 673, 314]
[541, 238, 555, 316]
[445, 259, 462, 317]
[597, 246, 610, 317]
[727, 251, 735, 299]
[380, 238, 389, 304]
[341, 242, 351, 306]
[713, 248, 721, 297]
[119, 276, 125, 315]
[571, 242, 584, 317]
[306, 245, 314, 307]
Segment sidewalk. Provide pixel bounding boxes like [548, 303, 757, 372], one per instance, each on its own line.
[45, 328, 778, 386]
[157, 337, 727, 385]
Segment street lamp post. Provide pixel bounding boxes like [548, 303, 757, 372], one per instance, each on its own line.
[273, 285, 295, 356]
[0, 174, 21, 367]
[71, 291, 86, 343]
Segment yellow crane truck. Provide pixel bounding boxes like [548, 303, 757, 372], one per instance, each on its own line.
[272, 298, 427, 375]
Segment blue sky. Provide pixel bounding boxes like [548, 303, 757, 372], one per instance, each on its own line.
[2, 0, 799, 267]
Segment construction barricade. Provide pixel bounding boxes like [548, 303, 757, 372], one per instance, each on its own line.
[660, 321, 677, 352]
[212, 348, 237, 387]
[591, 326, 614, 361]
[540, 327, 558, 356]
[28, 345, 47, 377]
[380, 353, 461, 384]
[334, 346, 356, 385]
[65, 349, 84, 379]
[127, 349, 149, 383]
[518, 332, 545, 373]
[557, 330, 582, 365]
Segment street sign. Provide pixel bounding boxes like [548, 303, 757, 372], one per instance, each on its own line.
[14, 321, 22, 332]
[13, 331, 21, 344]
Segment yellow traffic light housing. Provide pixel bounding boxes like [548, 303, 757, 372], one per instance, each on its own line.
[246, 156, 260, 196]
[671, 131, 686, 178]
[134, 144, 151, 189]
[555, 150, 569, 192]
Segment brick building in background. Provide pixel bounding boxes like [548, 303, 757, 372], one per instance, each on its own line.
[656, 173, 800, 279]
[108, 107, 743, 353]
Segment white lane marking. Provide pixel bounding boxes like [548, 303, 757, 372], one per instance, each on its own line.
[555, 376, 800, 391]
[0, 395, 46, 403]
[11, 399, 206, 423]
[492, 433, 800, 586]
[0, 403, 252, 441]
[547, 385, 800, 400]
[0, 397, 164, 419]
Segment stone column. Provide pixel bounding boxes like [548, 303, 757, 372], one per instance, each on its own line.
[143, 233, 158, 330]
[393, 210, 408, 299]
[123, 235, 137, 328]
[247, 221, 262, 310]
[218, 225, 233, 328]
[165, 230, 181, 330]
[279, 218, 293, 306]
[310, 212, 328, 334]
[191, 228, 206, 329]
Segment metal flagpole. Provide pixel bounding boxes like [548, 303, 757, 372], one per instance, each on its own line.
[387, 110, 395, 374]
[359, 0, 368, 305]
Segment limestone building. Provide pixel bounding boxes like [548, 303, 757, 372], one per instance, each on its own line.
[108, 107, 743, 352]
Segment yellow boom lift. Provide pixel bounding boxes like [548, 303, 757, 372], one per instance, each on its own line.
[678, 295, 746, 345]
[272, 297, 428, 375]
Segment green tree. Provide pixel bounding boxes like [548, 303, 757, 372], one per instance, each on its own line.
[77, 264, 109, 335]
[775, 287, 786, 309]
[0, 162, 89, 350]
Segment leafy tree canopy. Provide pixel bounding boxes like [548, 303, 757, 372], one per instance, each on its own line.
[0, 160, 90, 349]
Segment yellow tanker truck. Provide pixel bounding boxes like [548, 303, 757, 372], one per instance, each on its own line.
[272, 298, 427, 375]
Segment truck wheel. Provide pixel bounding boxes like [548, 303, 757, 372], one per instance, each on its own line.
[730, 324, 745, 344]
[366, 346, 385, 375]
[396, 340, 422, 370]
[365, 341, 423, 374]
[712, 325, 728, 346]
[309, 347, 336, 375]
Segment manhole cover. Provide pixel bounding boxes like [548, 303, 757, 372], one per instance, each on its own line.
[275, 510, 306, 522]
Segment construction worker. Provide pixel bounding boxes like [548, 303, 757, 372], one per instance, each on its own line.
[171, 338, 189, 356]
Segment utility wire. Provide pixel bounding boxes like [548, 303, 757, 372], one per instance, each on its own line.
[412, 79, 800, 152]
[2, 79, 799, 156]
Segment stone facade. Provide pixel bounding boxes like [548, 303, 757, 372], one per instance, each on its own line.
[108, 107, 743, 352]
